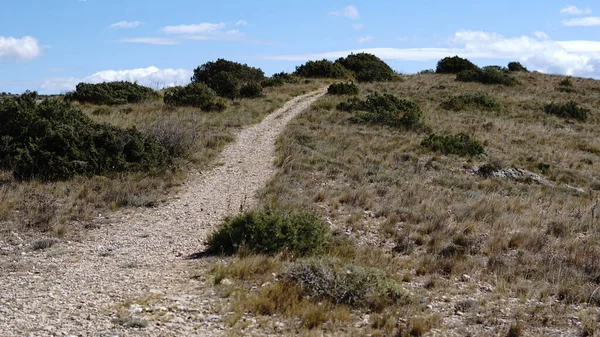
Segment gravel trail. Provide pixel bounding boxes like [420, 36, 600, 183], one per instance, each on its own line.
[0, 88, 326, 336]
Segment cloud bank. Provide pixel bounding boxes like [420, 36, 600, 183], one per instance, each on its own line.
[41, 66, 192, 93]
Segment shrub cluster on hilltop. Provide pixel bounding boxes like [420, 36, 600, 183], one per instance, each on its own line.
[64, 81, 159, 105]
[436, 56, 519, 86]
[191, 58, 265, 100]
[0, 92, 169, 181]
[294, 53, 396, 82]
[294, 59, 348, 79]
[335, 53, 395, 82]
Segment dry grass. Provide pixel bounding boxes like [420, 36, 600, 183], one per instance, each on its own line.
[252, 72, 600, 335]
[0, 80, 329, 237]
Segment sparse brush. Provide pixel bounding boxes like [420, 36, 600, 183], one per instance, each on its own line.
[421, 133, 486, 156]
[441, 92, 500, 111]
[544, 101, 588, 121]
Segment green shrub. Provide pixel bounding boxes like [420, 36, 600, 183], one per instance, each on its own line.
[419, 69, 436, 74]
[286, 258, 409, 309]
[163, 83, 227, 111]
[0, 92, 168, 181]
[436, 56, 479, 74]
[508, 61, 528, 72]
[421, 133, 486, 156]
[261, 72, 299, 88]
[559, 76, 574, 88]
[456, 67, 516, 86]
[239, 82, 263, 98]
[335, 53, 395, 82]
[64, 81, 159, 105]
[205, 210, 330, 256]
[191, 58, 264, 99]
[338, 92, 423, 128]
[294, 59, 347, 79]
[327, 82, 359, 95]
[441, 92, 499, 111]
[544, 101, 589, 121]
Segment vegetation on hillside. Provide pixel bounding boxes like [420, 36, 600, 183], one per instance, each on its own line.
[0, 92, 168, 182]
[191, 58, 265, 99]
[64, 81, 159, 105]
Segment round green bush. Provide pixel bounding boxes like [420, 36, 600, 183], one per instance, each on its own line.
[240, 82, 263, 98]
[327, 82, 359, 95]
[508, 61, 528, 72]
[205, 210, 330, 256]
[191, 58, 264, 99]
[436, 56, 479, 74]
[338, 92, 423, 128]
[335, 53, 395, 82]
[163, 83, 227, 111]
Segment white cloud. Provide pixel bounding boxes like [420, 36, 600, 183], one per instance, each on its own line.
[0, 36, 43, 62]
[357, 36, 373, 43]
[110, 21, 143, 29]
[41, 66, 192, 93]
[352, 23, 364, 30]
[261, 30, 600, 78]
[163, 22, 226, 34]
[562, 16, 600, 26]
[117, 37, 180, 45]
[120, 22, 246, 45]
[329, 6, 360, 20]
[560, 5, 592, 15]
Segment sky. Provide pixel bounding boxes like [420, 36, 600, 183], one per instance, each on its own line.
[1, 0, 600, 94]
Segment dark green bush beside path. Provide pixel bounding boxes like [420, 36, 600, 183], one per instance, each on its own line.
[205, 210, 330, 256]
[327, 82, 359, 95]
[65, 81, 159, 105]
[338, 92, 424, 128]
[0, 92, 169, 181]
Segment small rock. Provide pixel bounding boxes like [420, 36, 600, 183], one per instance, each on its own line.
[261, 282, 272, 288]
[220, 278, 233, 286]
[460, 274, 472, 282]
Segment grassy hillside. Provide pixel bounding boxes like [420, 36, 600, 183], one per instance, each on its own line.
[207, 71, 600, 336]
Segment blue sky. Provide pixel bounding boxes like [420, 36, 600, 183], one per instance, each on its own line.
[1, 0, 600, 94]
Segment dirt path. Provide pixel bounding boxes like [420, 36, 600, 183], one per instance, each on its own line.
[0, 88, 326, 336]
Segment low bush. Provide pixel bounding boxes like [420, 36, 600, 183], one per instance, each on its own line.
[163, 83, 227, 111]
[239, 82, 263, 98]
[337, 92, 423, 128]
[419, 69, 435, 74]
[441, 92, 499, 111]
[544, 101, 589, 121]
[508, 61, 528, 72]
[456, 67, 516, 86]
[294, 59, 348, 79]
[335, 53, 395, 82]
[0, 92, 169, 181]
[191, 58, 264, 99]
[327, 82, 359, 95]
[205, 210, 330, 256]
[557, 76, 577, 93]
[421, 133, 486, 156]
[64, 81, 159, 105]
[286, 258, 409, 309]
[436, 56, 479, 74]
